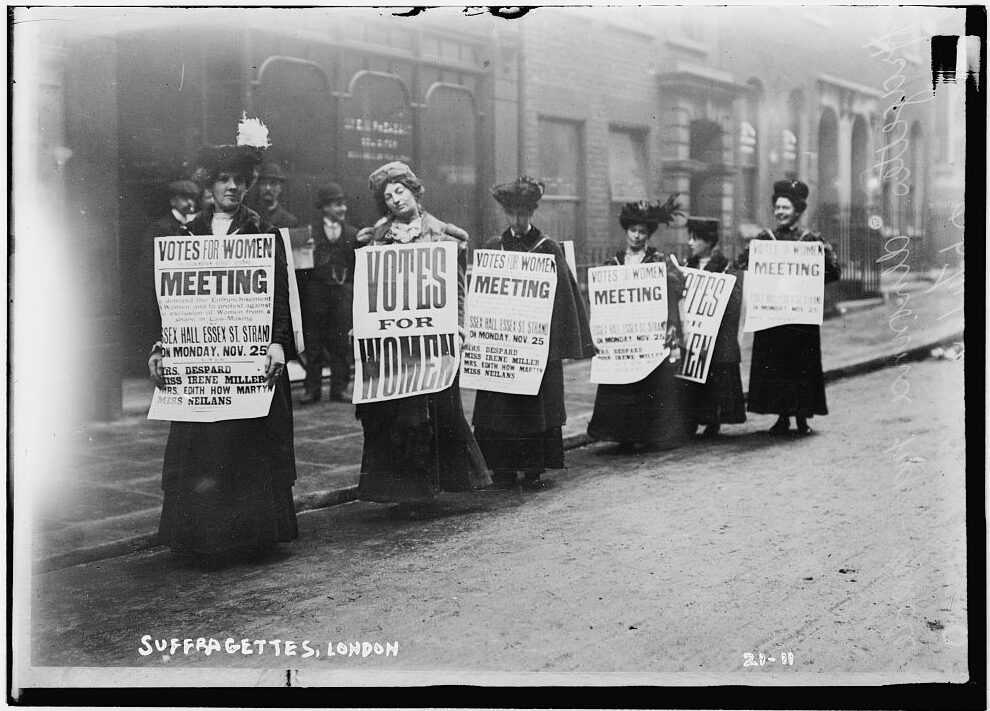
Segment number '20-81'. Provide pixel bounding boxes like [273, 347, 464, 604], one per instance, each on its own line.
[743, 651, 794, 666]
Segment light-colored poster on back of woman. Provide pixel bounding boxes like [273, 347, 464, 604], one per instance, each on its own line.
[351, 241, 460, 404]
[675, 267, 737, 384]
[588, 262, 669, 384]
[460, 249, 557, 395]
[148, 233, 276, 422]
[743, 239, 825, 332]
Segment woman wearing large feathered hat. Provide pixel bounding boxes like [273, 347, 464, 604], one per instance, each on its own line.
[148, 116, 302, 564]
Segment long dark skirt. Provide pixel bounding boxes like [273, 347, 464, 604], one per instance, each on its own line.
[473, 427, 565, 474]
[685, 362, 747, 428]
[472, 359, 567, 474]
[587, 359, 689, 448]
[357, 380, 492, 503]
[748, 324, 828, 417]
[158, 370, 298, 557]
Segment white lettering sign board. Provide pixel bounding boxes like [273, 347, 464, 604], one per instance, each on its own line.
[148, 234, 276, 422]
[587, 262, 669, 384]
[743, 239, 825, 332]
[460, 249, 557, 395]
[352, 242, 460, 404]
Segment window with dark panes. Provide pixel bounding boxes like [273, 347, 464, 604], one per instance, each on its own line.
[608, 127, 649, 247]
[339, 72, 414, 227]
[537, 117, 583, 254]
[253, 58, 335, 220]
[608, 128, 648, 202]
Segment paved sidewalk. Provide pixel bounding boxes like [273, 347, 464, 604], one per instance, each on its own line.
[32, 270, 964, 570]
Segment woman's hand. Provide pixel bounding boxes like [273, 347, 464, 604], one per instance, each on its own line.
[148, 343, 165, 388]
[264, 343, 286, 389]
[355, 226, 376, 244]
[443, 222, 469, 243]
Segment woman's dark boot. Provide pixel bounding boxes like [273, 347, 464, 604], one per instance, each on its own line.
[768, 416, 790, 436]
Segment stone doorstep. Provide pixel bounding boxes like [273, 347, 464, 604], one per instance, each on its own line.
[39, 327, 964, 574]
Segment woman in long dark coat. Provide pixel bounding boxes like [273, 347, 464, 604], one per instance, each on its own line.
[472, 177, 594, 488]
[734, 179, 841, 436]
[586, 197, 689, 452]
[148, 129, 299, 564]
[682, 217, 746, 437]
[354, 162, 491, 510]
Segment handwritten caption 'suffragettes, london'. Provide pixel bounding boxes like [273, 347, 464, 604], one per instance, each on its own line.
[138, 636, 399, 659]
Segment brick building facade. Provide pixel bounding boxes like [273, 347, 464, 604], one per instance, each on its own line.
[12, 6, 970, 420]
[497, 6, 967, 287]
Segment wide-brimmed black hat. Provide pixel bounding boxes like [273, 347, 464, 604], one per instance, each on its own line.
[166, 179, 200, 198]
[618, 193, 683, 235]
[192, 145, 265, 190]
[315, 183, 346, 208]
[686, 216, 720, 245]
[772, 179, 810, 211]
[191, 115, 270, 189]
[492, 176, 545, 212]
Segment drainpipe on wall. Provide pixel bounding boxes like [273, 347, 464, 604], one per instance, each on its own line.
[516, 22, 526, 175]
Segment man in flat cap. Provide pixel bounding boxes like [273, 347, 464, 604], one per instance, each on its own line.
[299, 183, 359, 404]
[248, 161, 300, 229]
[153, 179, 199, 237]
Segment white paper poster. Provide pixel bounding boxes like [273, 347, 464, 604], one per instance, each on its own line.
[285, 225, 315, 271]
[277, 228, 305, 357]
[743, 239, 825, 332]
[675, 267, 737, 384]
[460, 249, 557, 395]
[561, 240, 578, 280]
[351, 241, 460, 404]
[148, 234, 276, 422]
[587, 262, 669, 384]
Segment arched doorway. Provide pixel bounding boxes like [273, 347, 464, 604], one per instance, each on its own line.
[850, 115, 871, 216]
[338, 71, 415, 228]
[253, 57, 335, 225]
[422, 84, 479, 240]
[785, 90, 805, 179]
[849, 114, 876, 293]
[817, 108, 841, 252]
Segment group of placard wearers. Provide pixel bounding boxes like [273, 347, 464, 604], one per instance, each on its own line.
[147, 120, 840, 566]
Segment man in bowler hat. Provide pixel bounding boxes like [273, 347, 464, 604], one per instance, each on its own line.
[299, 183, 359, 404]
[250, 161, 300, 229]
